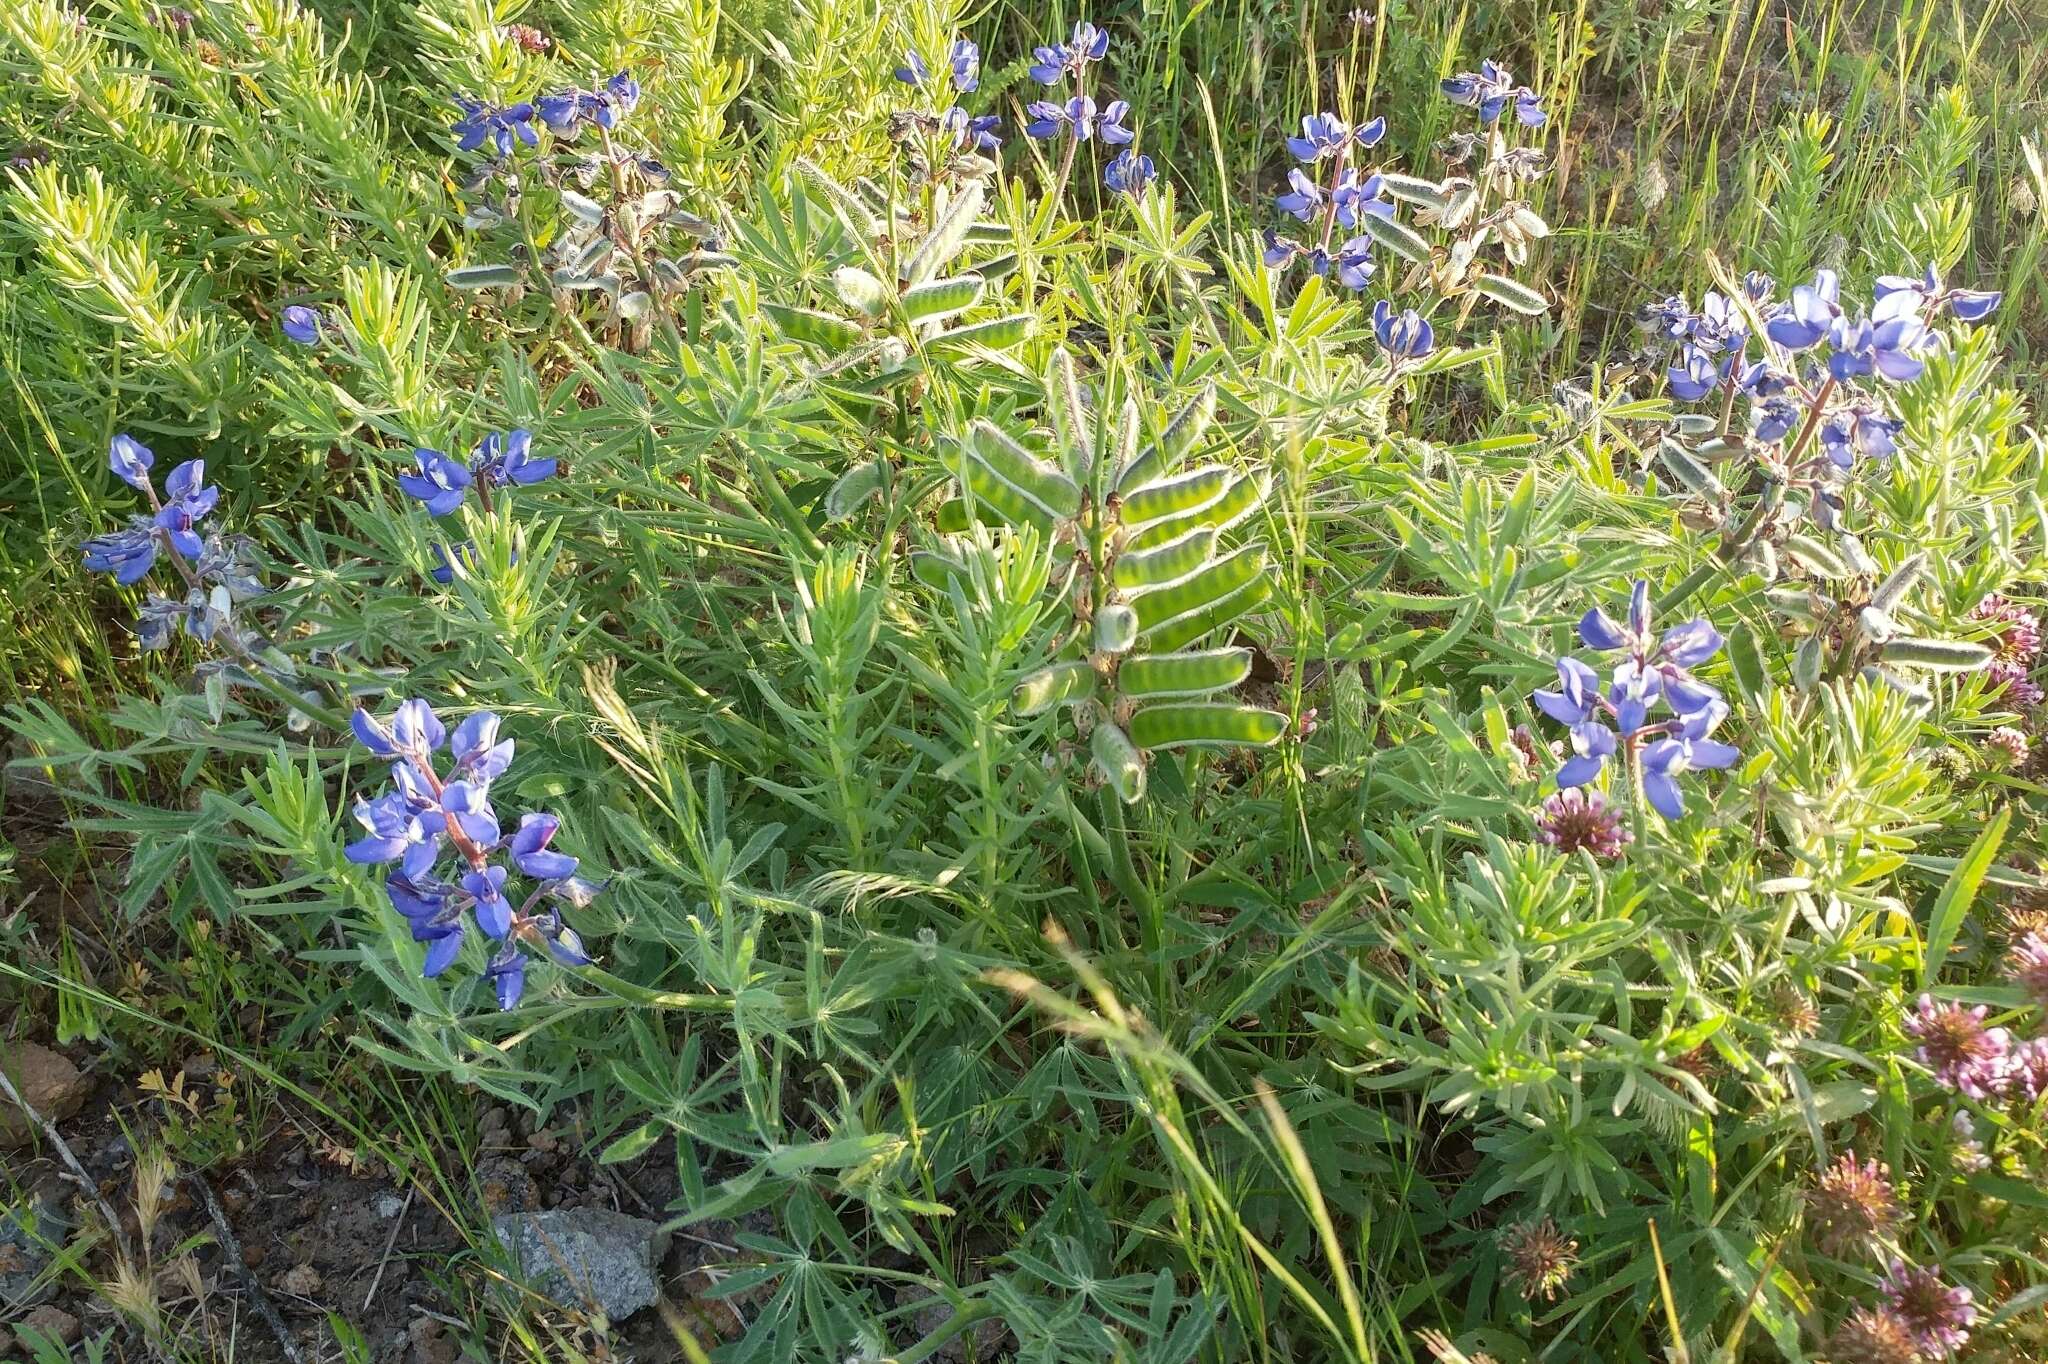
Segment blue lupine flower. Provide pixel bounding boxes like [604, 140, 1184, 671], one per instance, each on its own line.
[1096, 99, 1134, 144]
[353, 697, 447, 761]
[1441, 61, 1545, 125]
[399, 449, 473, 516]
[1876, 262, 2001, 322]
[897, 39, 979, 92]
[509, 812, 579, 880]
[1742, 270, 1776, 303]
[536, 72, 640, 136]
[349, 699, 602, 1009]
[153, 459, 218, 559]
[1285, 112, 1386, 163]
[1104, 148, 1155, 198]
[450, 710, 516, 782]
[387, 872, 466, 977]
[440, 779, 501, 848]
[471, 429, 557, 487]
[941, 107, 1002, 152]
[1642, 294, 1692, 339]
[344, 790, 444, 876]
[280, 306, 322, 346]
[1275, 168, 1323, 221]
[1827, 308, 1931, 383]
[400, 429, 552, 515]
[136, 594, 184, 650]
[1764, 269, 1840, 351]
[109, 434, 155, 491]
[1029, 21, 1109, 84]
[1331, 236, 1375, 291]
[1641, 700, 1740, 819]
[429, 541, 480, 585]
[1372, 300, 1434, 359]
[1736, 360, 1791, 397]
[452, 95, 538, 157]
[1667, 345, 1728, 400]
[1820, 404, 1902, 467]
[1025, 96, 1120, 141]
[1753, 395, 1799, 443]
[1534, 656, 1616, 786]
[1533, 581, 1735, 807]
[82, 522, 158, 585]
[486, 943, 527, 1009]
[464, 865, 512, 939]
[1330, 169, 1395, 228]
[1261, 230, 1301, 269]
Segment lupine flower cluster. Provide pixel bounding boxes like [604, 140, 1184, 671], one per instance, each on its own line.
[1103, 148, 1155, 199]
[1969, 592, 2042, 707]
[896, 39, 979, 93]
[346, 700, 599, 1008]
[83, 435, 263, 652]
[451, 71, 647, 177]
[1027, 21, 1109, 85]
[1261, 113, 1390, 289]
[1440, 60, 1547, 127]
[889, 37, 1002, 167]
[1531, 581, 1739, 820]
[398, 429, 555, 583]
[1648, 265, 2000, 532]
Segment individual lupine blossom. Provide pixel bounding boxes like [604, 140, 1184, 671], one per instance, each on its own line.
[1023, 95, 1133, 143]
[1440, 61, 1546, 126]
[83, 436, 220, 584]
[1261, 231, 1375, 289]
[1371, 300, 1435, 360]
[280, 305, 323, 346]
[1904, 994, 2012, 1100]
[1969, 593, 2042, 707]
[1534, 788, 1630, 859]
[896, 39, 979, 92]
[1806, 1153, 1897, 1257]
[1103, 148, 1155, 198]
[1875, 262, 2002, 323]
[1028, 22, 1109, 85]
[1986, 725, 2030, 766]
[451, 95, 538, 158]
[1825, 1306, 1924, 1364]
[1275, 167, 1393, 227]
[2007, 931, 2048, 1012]
[1497, 1217, 1577, 1302]
[536, 72, 641, 136]
[1817, 399, 1903, 469]
[940, 107, 1002, 153]
[1879, 1260, 1976, 1359]
[346, 700, 599, 1008]
[1283, 112, 1387, 162]
[398, 429, 557, 516]
[1532, 581, 1738, 818]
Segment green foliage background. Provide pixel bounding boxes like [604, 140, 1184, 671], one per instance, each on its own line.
[2, 0, 2047, 1361]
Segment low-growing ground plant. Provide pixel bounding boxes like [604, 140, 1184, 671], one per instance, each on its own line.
[3, 2, 2047, 1363]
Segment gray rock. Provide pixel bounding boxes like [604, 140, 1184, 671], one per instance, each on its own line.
[0, 1188, 70, 1310]
[490, 1208, 667, 1321]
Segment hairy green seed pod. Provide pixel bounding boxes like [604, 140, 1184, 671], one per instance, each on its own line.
[1117, 648, 1253, 699]
[1127, 702, 1287, 750]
